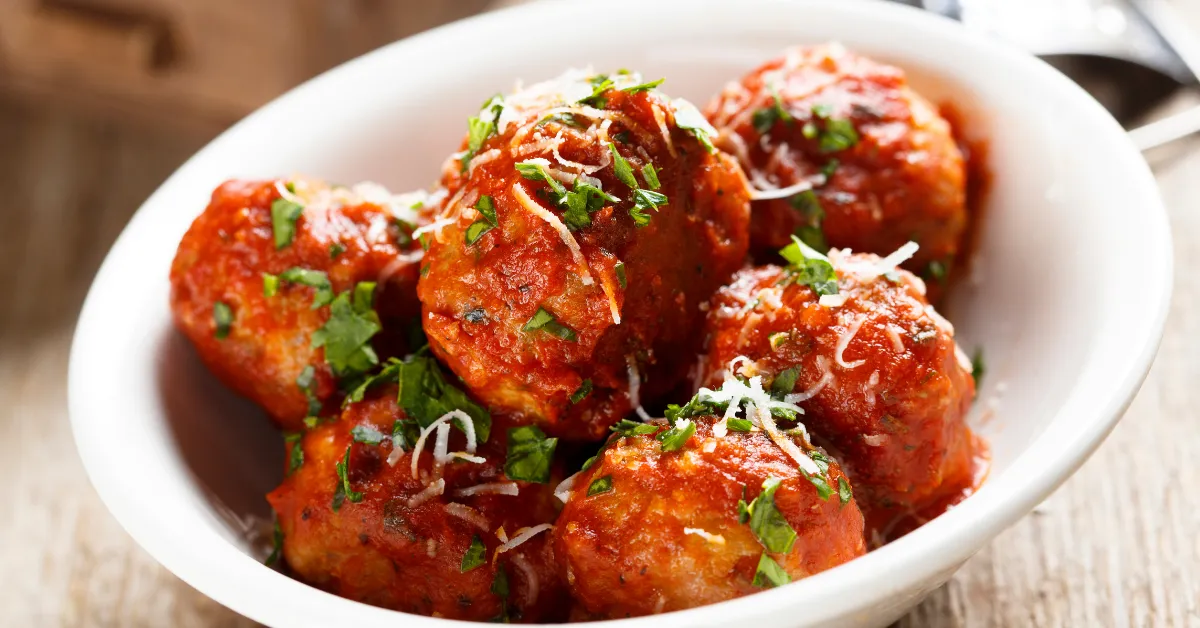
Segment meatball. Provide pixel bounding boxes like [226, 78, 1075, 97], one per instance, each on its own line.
[705, 44, 966, 291]
[700, 244, 981, 538]
[418, 70, 751, 441]
[170, 178, 432, 430]
[267, 383, 566, 622]
[553, 416, 866, 618]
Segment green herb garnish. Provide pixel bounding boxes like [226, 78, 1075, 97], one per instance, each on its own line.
[332, 445, 363, 511]
[790, 190, 828, 253]
[727, 417, 754, 432]
[505, 425, 558, 483]
[971, 348, 985, 387]
[262, 273, 280, 297]
[614, 262, 627, 289]
[738, 477, 798, 553]
[461, 95, 505, 170]
[672, 98, 717, 153]
[621, 78, 664, 94]
[752, 553, 790, 588]
[310, 283, 381, 383]
[641, 163, 660, 190]
[460, 535, 487, 572]
[284, 432, 304, 476]
[570, 379, 593, 404]
[837, 476, 853, 505]
[516, 161, 567, 197]
[778, 235, 839, 296]
[770, 367, 799, 398]
[264, 520, 284, 566]
[608, 143, 637, 189]
[587, 475, 613, 496]
[329, 242, 345, 258]
[522, 307, 577, 342]
[610, 419, 659, 438]
[271, 197, 304, 249]
[280, 267, 334, 309]
[656, 420, 696, 452]
[465, 195, 498, 245]
[213, 302, 233, 339]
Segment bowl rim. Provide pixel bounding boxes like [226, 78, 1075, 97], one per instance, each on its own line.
[68, 0, 1173, 626]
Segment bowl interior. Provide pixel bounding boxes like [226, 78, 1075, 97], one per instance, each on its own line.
[69, 1, 1169, 627]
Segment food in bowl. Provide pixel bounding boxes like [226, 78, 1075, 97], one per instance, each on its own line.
[167, 45, 985, 622]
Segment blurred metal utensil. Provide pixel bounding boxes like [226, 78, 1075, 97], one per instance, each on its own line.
[910, 0, 1200, 151]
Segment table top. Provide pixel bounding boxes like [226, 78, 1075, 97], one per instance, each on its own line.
[2, 7, 1198, 628]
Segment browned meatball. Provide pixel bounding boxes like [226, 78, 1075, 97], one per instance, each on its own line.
[266, 377, 567, 622]
[553, 416, 866, 618]
[706, 44, 966, 293]
[418, 71, 751, 441]
[700, 242, 982, 538]
[170, 178, 433, 430]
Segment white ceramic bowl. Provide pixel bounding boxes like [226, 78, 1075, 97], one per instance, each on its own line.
[68, 1, 1172, 626]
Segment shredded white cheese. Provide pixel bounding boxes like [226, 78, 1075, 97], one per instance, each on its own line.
[454, 482, 519, 498]
[835, 316, 867, 369]
[408, 478, 445, 508]
[756, 404, 820, 475]
[444, 503, 490, 531]
[683, 527, 727, 545]
[785, 356, 834, 403]
[495, 524, 554, 557]
[748, 178, 815, 201]
[885, 325, 906, 353]
[406, 409, 478, 478]
[651, 103, 678, 158]
[553, 472, 580, 504]
[511, 554, 539, 608]
[512, 182, 594, 286]
[874, 241, 920, 276]
[819, 293, 848, 308]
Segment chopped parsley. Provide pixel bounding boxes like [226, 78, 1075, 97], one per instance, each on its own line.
[770, 367, 799, 398]
[614, 262, 627, 289]
[262, 273, 280, 297]
[284, 432, 304, 476]
[516, 160, 567, 197]
[465, 195, 498, 245]
[213, 302, 233, 339]
[752, 553, 790, 588]
[264, 520, 283, 566]
[461, 95, 505, 170]
[570, 379, 593, 404]
[332, 445, 363, 511]
[656, 420, 696, 452]
[329, 242, 345, 259]
[641, 163, 661, 190]
[611, 419, 660, 438]
[621, 78, 664, 94]
[821, 158, 840, 181]
[971, 348, 985, 387]
[504, 425, 558, 483]
[310, 283, 381, 384]
[805, 104, 860, 154]
[280, 267, 334, 309]
[609, 144, 638, 189]
[837, 476, 853, 505]
[296, 365, 322, 417]
[270, 197, 304, 249]
[522, 307, 577, 342]
[579, 75, 615, 108]
[768, 332, 789, 351]
[738, 477, 797, 553]
[790, 190, 828, 253]
[752, 83, 792, 135]
[587, 475, 613, 496]
[539, 112, 583, 129]
[672, 98, 717, 153]
[460, 535, 487, 572]
[803, 451, 834, 500]
[393, 354, 491, 441]
[351, 424, 387, 445]
[779, 235, 839, 296]
[630, 189, 668, 227]
[344, 358, 401, 405]
[727, 417, 754, 432]
[491, 566, 511, 622]
[560, 178, 619, 232]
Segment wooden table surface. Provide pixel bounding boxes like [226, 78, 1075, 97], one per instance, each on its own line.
[3, 5, 1199, 627]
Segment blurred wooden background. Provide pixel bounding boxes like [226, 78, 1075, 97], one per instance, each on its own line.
[0, 0, 1197, 626]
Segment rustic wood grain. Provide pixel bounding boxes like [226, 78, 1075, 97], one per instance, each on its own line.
[0, 1, 1198, 626]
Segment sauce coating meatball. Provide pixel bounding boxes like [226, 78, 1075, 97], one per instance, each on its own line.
[700, 247, 981, 538]
[170, 178, 432, 430]
[553, 417, 865, 618]
[418, 71, 750, 441]
[705, 44, 966, 290]
[266, 385, 566, 622]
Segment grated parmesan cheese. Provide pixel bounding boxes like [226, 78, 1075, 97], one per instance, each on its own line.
[495, 524, 554, 557]
[835, 316, 867, 369]
[553, 472, 580, 504]
[454, 482, 520, 498]
[444, 503, 490, 531]
[408, 478, 445, 508]
[683, 527, 727, 545]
